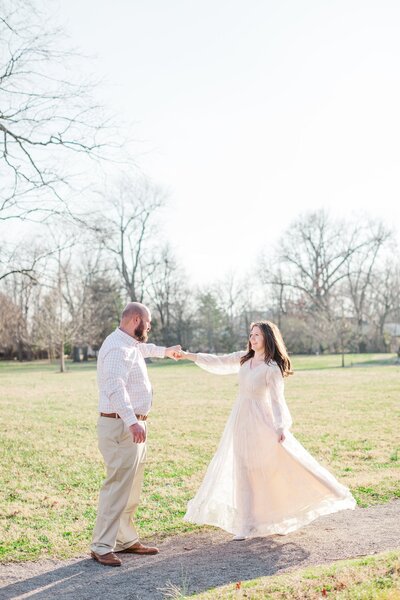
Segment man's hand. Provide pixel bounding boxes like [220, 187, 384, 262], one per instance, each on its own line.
[129, 422, 146, 444]
[165, 345, 182, 360]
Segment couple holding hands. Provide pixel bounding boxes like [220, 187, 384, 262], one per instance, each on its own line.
[90, 302, 355, 567]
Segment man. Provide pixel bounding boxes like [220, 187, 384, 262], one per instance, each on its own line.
[91, 302, 181, 566]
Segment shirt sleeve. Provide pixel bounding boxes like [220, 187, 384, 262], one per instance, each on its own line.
[138, 343, 166, 359]
[195, 351, 246, 375]
[267, 365, 293, 432]
[102, 347, 138, 426]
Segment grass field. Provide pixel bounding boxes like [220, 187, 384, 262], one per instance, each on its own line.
[0, 354, 399, 563]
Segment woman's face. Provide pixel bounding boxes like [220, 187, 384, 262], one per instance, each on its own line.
[249, 325, 265, 353]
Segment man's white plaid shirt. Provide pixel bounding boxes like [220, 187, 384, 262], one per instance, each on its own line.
[97, 328, 166, 426]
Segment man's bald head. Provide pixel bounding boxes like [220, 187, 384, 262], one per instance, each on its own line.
[121, 302, 150, 322]
[120, 302, 151, 341]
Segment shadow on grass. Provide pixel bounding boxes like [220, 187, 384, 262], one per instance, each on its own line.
[0, 536, 309, 599]
[352, 357, 398, 367]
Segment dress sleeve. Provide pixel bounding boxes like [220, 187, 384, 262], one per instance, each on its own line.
[267, 365, 293, 432]
[137, 343, 166, 359]
[195, 351, 245, 375]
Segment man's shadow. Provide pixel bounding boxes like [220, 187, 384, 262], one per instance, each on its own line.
[0, 535, 309, 600]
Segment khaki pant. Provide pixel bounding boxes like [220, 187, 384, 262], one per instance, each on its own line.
[91, 416, 147, 555]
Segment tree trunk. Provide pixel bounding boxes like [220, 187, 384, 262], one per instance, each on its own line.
[341, 332, 345, 368]
[72, 346, 81, 362]
[48, 345, 55, 364]
[60, 340, 66, 373]
[82, 346, 88, 362]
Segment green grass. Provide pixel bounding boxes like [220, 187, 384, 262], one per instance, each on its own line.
[0, 354, 399, 562]
[0, 352, 396, 374]
[291, 353, 397, 370]
[184, 550, 400, 599]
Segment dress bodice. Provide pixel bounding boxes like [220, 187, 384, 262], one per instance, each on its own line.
[195, 352, 293, 431]
[238, 360, 269, 399]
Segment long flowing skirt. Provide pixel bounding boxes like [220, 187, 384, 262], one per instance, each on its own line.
[184, 396, 356, 536]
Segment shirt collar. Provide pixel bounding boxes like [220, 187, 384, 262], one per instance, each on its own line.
[115, 327, 140, 346]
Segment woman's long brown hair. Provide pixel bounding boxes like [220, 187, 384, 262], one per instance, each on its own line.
[240, 320, 293, 377]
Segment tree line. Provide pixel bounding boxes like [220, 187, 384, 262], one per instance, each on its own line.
[1, 204, 399, 367]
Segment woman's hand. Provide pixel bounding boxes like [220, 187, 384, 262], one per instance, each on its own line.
[178, 350, 198, 361]
[277, 429, 286, 443]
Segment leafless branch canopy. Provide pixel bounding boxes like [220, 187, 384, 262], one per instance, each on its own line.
[262, 210, 392, 317]
[0, 0, 117, 222]
[96, 176, 167, 302]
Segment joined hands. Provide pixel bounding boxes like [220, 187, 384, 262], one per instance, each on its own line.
[165, 347, 194, 361]
[165, 345, 183, 360]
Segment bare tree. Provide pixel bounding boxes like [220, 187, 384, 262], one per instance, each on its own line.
[0, 241, 57, 282]
[98, 177, 167, 302]
[264, 211, 358, 312]
[369, 261, 400, 351]
[344, 221, 392, 349]
[0, 291, 24, 358]
[27, 230, 83, 371]
[0, 0, 123, 293]
[214, 272, 255, 349]
[0, 239, 60, 359]
[261, 210, 392, 351]
[65, 250, 122, 358]
[257, 261, 292, 329]
[0, 0, 116, 224]
[23, 236, 121, 364]
[1, 269, 35, 359]
[145, 244, 194, 346]
[2, 238, 121, 361]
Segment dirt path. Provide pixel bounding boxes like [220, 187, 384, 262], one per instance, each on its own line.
[1, 501, 399, 600]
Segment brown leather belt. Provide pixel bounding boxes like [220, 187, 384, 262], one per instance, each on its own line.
[100, 412, 148, 421]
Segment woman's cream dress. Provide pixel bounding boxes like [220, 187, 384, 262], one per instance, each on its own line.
[184, 352, 356, 537]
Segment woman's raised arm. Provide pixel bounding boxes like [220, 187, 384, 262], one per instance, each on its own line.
[180, 350, 245, 375]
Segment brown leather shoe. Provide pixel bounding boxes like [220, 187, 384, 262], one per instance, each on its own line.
[117, 542, 159, 555]
[91, 551, 122, 566]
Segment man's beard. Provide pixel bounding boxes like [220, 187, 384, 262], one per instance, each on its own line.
[134, 320, 148, 342]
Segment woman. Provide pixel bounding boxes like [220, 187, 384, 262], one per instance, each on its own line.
[181, 321, 356, 540]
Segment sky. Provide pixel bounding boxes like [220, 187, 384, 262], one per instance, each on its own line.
[54, 0, 400, 284]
